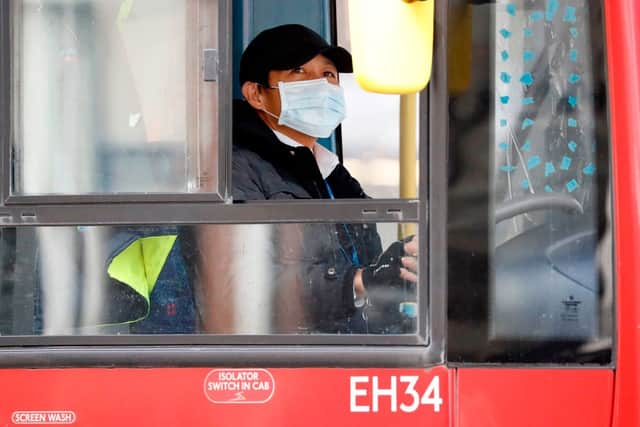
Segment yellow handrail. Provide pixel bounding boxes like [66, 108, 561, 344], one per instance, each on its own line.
[399, 93, 418, 239]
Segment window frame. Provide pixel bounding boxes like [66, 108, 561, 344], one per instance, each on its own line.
[2, 0, 233, 204]
[0, 0, 448, 367]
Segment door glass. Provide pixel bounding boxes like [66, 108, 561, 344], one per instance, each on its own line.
[448, 0, 611, 363]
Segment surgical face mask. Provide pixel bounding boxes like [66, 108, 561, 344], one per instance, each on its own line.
[263, 78, 346, 138]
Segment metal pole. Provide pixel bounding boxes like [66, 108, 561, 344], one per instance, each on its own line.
[399, 93, 418, 238]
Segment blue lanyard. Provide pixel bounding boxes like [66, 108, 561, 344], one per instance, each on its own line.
[325, 180, 362, 266]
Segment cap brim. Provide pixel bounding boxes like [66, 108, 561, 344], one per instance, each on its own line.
[260, 45, 353, 76]
[320, 46, 353, 73]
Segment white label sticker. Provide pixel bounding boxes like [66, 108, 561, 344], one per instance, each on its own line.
[11, 411, 76, 425]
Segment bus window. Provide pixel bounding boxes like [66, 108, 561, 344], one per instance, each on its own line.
[0, 222, 418, 336]
[11, 0, 221, 196]
[447, 0, 612, 363]
[0, 1, 435, 360]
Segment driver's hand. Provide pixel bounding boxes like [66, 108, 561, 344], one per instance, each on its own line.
[360, 235, 419, 291]
[400, 235, 418, 283]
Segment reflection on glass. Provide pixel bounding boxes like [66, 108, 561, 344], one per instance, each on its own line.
[0, 223, 419, 336]
[12, 0, 218, 195]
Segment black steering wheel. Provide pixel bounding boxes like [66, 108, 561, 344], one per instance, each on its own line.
[495, 193, 583, 223]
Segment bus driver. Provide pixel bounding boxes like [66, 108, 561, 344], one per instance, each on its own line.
[232, 24, 418, 333]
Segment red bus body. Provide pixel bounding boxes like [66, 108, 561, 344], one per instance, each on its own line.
[606, 0, 640, 425]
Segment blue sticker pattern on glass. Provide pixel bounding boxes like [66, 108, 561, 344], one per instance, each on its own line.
[569, 49, 578, 62]
[523, 50, 536, 62]
[527, 155, 542, 170]
[545, 162, 556, 177]
[545, 0, 559, 21]
[494, 0, 593, 201]
[522, 118, 535, 129]
[520, 72, 534, 85]
[566, 179, 578, 192]
[563, 6, 577, 23]
[530, 11, 544, 22]
[500, 28, 512, 39]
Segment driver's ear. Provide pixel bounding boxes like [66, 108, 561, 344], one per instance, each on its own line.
[242, 81, 266, 110]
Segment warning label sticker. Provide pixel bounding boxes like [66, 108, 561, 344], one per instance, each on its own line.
[204, 369, 275, 404]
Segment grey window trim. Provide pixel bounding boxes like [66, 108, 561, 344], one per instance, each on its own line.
[0, 0, 9, 205]
[0, 334, 426, 348]
[0, 199, 419, 225]
[0, 0, 449, 368]
[0, 346, 435, 368]
[424, 0, 448, 364]
[218, 0, 233, 203]
[5, 194, 228, 206]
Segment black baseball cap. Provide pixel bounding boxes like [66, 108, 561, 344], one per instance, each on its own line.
[239, 24, 353, 86]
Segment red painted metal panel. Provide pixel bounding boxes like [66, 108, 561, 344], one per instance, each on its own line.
[456, 369, 614, 427]
[604, 0, 640, 426]
[0, 366, 451, 427]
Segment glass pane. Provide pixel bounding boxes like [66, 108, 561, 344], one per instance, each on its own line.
[12, 0, 219, 195]
[447, 0, 611, 363]
[336, 3, 419, 199]
[0, 222, 420, 336]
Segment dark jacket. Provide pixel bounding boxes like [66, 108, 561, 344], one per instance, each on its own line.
[232, 100, 382, 332]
